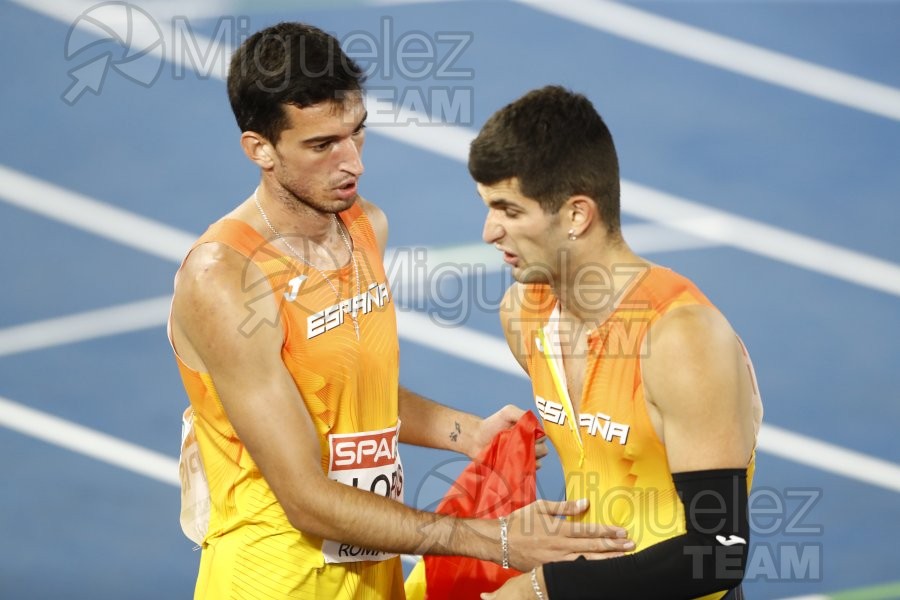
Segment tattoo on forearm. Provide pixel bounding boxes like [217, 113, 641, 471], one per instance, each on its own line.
[449, 421, 462, 443]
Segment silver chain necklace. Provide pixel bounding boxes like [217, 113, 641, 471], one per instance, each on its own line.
[253, 190, 361, 340]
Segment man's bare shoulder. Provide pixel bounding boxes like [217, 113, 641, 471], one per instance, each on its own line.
[176, 242, 247, 302]
[642, 303, 745, 410]
[172, 239, 283, 369]
[173, 241, 277, 331]
[647, 304, 736, 362]
[356, 196, 388, 254]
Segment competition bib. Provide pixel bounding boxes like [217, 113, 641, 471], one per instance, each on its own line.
[178, 407, 210, 546]
[323, 422, 404, 563]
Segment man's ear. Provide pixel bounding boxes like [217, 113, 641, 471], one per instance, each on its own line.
[565, 195, 596, 238]
[240, 131, 276, 170]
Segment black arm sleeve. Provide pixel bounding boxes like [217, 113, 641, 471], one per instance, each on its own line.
[543, 468, 749, 600]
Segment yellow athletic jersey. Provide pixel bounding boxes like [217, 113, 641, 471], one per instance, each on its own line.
[169, 202, 405, 599]
[517, 266, 757, 600]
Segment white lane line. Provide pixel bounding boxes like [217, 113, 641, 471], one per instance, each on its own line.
[5, 1, 900, 498]
[398, 311, 900, 496]
[759, 424, 900, 494]
[0, 230, 709, 360]
[15, 0, 202, 74]
[0, 165, 194, 263]
[367, 106, 900, 299]
[0, 395, 180, 486]
[20, 0, 900, 125]
[5, 146, 900, 323]
[3, 306, 900, 497]
[0, 162, 707, 284]
[0, 170, 712, 361]
[2, 296, 898, 496]
[514, 0, 900, 122]
[0, 170, 714, 360]
[397, 311, 524, 378]
[14, 0, 900, 296]
[616, 222, 718, 255]
[30, 0, 900, 123]
[16, 0, 228, 82]
[621, 180, 900, 298]
[0, 296, 172, 358]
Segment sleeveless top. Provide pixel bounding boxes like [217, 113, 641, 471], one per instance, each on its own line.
[517, 266, 757, 600]
[170, 203, 405, 599]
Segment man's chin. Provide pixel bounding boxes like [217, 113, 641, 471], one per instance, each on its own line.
[512, 265, 552, 285]
[332, 194, 359, 213]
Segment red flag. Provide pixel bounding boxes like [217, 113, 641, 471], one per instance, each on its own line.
[423, 411, 544, 599]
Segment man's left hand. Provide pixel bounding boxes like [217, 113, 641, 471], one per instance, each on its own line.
[469, 404, 548, 469]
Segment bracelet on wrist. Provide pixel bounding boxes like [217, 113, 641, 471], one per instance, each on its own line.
[531, 567, 545, 600]
[499, 516, 510, 569]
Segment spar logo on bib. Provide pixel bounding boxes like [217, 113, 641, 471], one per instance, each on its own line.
[324, 423, 404, 564]
[331, 428, 398, 471]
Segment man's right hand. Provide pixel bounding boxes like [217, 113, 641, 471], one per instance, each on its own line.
[505, 499, 634, 571]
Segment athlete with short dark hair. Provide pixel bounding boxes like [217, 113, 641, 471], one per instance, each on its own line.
[472, 86, 764, 600]
[170, 28, 633, 600]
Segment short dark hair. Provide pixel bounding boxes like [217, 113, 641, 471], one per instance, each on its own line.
[468, 85, 621, 234]
[227, 22, 366, 143]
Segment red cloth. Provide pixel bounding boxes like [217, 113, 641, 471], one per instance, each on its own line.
[423, 411, 544, 600]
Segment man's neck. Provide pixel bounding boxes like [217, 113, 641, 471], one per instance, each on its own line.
[552, 242, 650, 330]
[257, 181, 336, 245]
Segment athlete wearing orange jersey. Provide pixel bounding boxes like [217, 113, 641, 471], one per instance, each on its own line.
[169, 25, 633, 600]
[171, 205, 407, 598]
[470, 87, 763, 600]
